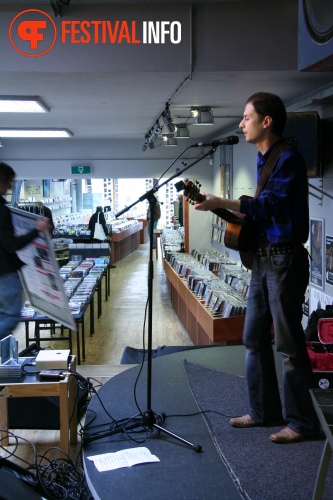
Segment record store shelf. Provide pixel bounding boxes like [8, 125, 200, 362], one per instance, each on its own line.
[163, 260, 244, 346]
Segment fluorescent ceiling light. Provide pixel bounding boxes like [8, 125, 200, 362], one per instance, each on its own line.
[0, 128, 73, 138]
[0, 96, 50, 113]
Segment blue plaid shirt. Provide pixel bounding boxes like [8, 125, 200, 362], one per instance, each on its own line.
[240, 142, 309, 246]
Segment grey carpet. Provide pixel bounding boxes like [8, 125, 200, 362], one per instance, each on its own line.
[183, 360, 333, 500]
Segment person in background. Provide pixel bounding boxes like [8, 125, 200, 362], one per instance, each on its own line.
[177, 193, 184, 226]
[88, 206, 116, 268]
[194, 92, 319, 443]
[88, 206, 109, 241]
[147, 199, 161, 249]
[0, 162, 50, 339]
[42, 204, 55, 236]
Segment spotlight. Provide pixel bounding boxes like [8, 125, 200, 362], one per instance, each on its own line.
[50, 0, 62, 17]
[149, 122, 162, 143]
[162, 103, 175, 134]
[142, 141, 148, 152]
[50, 0, 70, 18]
[191, 107, 214, 125]
[163, 134, 178, 146]
[173, 124, 190, 138]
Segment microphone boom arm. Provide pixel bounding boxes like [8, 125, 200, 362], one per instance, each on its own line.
[114, 146, 216, 218]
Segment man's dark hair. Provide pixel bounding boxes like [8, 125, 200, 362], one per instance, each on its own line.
[246, 92, 287, 136]
[0, 162, 16, 186]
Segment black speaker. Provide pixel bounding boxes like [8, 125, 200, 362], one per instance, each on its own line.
[299, 0, 333, 70]
[284, 111, 322, 177]
[7, 374, 90, 429]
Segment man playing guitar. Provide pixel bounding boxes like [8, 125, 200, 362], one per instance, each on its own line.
[194, 92, 319, 444]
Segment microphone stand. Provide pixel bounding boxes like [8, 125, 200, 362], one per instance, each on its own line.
[111, 145, 217, 452]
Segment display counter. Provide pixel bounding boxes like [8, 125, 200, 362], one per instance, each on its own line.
[164, 260, 244, 346]
[111, 221, 143, 263]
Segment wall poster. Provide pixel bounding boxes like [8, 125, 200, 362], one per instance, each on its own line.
[326, 234, 333, 287]
[310, 218, 324, 289]
[310, 287, 333, 315]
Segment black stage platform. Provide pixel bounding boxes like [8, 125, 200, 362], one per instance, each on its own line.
[82, 346, 248, 500]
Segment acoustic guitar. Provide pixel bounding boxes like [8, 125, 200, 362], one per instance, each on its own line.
[180, 179, 257, 269]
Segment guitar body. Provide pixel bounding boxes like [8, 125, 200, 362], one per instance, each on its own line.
[181, 180, 257, 269]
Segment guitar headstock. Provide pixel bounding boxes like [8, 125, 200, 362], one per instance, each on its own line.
[183, 180, 205, 205]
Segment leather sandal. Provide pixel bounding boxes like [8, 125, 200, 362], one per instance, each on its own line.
[229, 415, 258, 428]
[270, 427, 306, 443]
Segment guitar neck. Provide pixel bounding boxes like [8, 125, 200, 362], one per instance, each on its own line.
[182, 180, 243, 225]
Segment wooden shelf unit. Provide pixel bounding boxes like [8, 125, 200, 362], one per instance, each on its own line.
[164, 260, 244, 346]
[111, 222, 143, 263]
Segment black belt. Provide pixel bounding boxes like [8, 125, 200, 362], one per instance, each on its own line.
[256, 244, 304, 257]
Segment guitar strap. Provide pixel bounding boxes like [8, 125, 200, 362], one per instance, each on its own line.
[253, 139, 290, 198]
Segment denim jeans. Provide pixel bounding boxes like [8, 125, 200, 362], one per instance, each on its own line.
[243, 247, 319, 435]
[0, 271, 23, 339]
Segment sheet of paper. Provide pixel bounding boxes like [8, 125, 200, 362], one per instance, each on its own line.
[87, 447, 160, 472]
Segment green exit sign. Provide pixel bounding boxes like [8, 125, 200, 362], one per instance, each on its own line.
[71, 165, 92, 175]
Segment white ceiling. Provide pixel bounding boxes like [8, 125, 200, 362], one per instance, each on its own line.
[0, 0, 333, 167]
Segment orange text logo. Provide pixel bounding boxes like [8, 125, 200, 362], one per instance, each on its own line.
[8, 11, 181, 57]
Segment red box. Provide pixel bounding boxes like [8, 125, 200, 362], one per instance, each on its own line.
[307, 318, 333, 390]
[318, 318, 333, 344]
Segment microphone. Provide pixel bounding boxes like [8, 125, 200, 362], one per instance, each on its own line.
[191, 136, 239, 148]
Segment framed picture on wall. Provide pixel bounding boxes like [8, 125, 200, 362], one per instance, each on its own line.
[42, 179, 50, 198]
[310, 217, 324, 289]
[326, 234, 333, 287]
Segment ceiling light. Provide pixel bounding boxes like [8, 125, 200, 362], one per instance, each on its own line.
[162, 103, 175, 134]
[0, 128, 73, 138]
[173, 124, 190, 138]
[191, 107, 214, 125]
[0, 96, 50, 113]
[149, 122, 162, 143]
[163, 134, 178, 146]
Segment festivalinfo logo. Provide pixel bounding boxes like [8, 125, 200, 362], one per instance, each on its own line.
[9, 9, 182, 57]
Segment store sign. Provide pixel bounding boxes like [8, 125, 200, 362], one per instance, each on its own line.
[71, 165, 91, 175]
